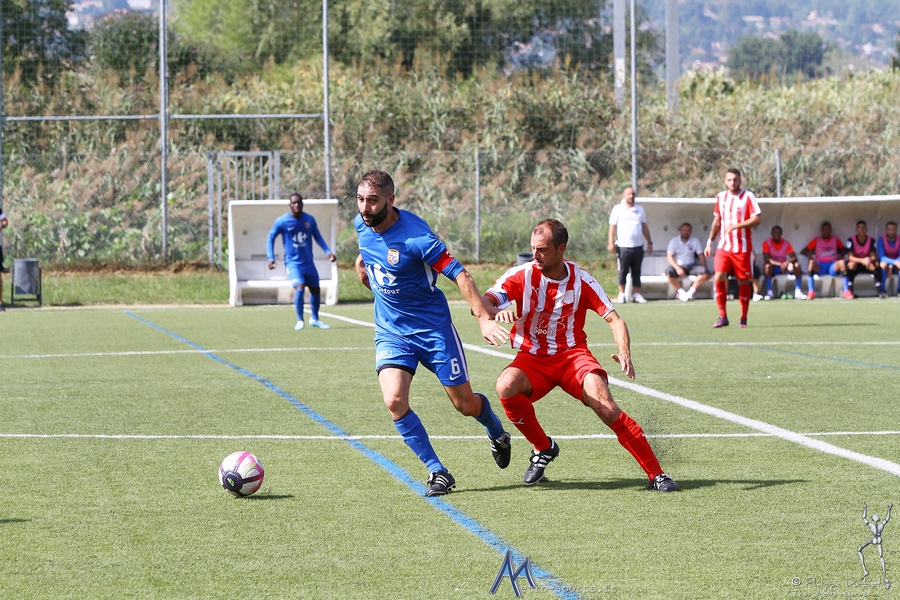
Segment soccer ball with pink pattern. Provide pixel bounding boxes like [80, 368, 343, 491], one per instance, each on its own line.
[218, 451, 265, 497]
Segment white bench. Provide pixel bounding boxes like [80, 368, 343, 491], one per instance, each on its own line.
[232, 255, 338, 306]
[623, 252, 713, 300]
[228, 199, 339, 307]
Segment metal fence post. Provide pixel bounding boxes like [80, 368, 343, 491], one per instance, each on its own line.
[630, 0, 639, 193]
[207, 154, 215, 265]
[323, 0, 332, 199]
[159, 0, 169, 264]
[474, 148, 481, 263]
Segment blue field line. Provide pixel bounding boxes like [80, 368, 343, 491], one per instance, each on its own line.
[125, 312, 581, 600]
[632, 328, 900, 371]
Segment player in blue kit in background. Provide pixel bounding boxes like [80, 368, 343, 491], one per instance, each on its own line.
[267, 193, 336, 330]
[354, 169, 512, 497]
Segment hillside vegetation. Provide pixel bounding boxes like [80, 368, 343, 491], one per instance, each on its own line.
[4, 59, 900, 265]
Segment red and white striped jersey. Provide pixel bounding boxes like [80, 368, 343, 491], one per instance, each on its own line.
[485, 260, 614, 356]
[714, 189, 761, 253]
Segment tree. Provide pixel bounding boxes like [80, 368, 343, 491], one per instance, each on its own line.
[2, 0, 87, 83]
[727, 29, 826, 78]
[90, 10, 231, 83]
[892, 32, 900, 71]
[779, 29, 825, 77]
[171, 0, 321, 68]
[726, 34, 780, 76]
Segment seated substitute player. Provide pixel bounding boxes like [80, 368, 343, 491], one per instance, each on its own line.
[801, 221, 847, 300]
[878, 221, 900, 294]
[843, 220, 884, 299]
[354, 169, 512, 497]
[665, 222, 710, 302]
[761, 225, 805, 300]
[483, 219, 677, 492]
[267, 193, 336, 330]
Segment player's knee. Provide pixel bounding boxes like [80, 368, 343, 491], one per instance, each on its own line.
[308, 286, 321, 295]
[456, 395, 482, 417]
[495, 375, 521, 400]
[382, 394, 409, 416]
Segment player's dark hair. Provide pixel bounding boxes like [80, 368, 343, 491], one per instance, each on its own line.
[771, 225, 782, 233]
[359, 170, 395, 196]
[289, 192, 303, 202]
[726, 167, 741, 178]
[857, 220, 867, 227]
[534, 219, 568, 248]
[821, 221, 832, 228]
[887, 221, 898, 228]
[680, 222, 692, 229]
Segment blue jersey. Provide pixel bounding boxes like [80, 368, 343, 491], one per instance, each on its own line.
[356, 208, 465, 335]
[266, 212, 331, 266]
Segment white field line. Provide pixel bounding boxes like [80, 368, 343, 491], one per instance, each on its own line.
[464, 328, 900, 479]
[588, 341, 900, 347]
[609, 377, 900, 477]
[0, 346, 373, 359]
[2, 431, 899, 441]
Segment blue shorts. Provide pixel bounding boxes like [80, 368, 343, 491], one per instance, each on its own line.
[818, 261, 840, 276]
[771, 265, 783, 276]
[374, 324, 469, 386]
[285, 262, 320, 288]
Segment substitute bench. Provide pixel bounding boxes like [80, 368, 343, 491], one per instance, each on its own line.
[228, 199, 339, 306]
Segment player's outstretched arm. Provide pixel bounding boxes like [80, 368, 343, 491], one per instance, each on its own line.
[355, 254, 371, 290]
[605, 310, 635, 380]
[455, 270, 509, 347]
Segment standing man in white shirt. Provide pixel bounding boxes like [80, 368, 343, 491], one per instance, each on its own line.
[608, 187, 653, 304]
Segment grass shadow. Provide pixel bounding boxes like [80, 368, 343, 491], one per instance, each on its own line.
[462, 477, 808, 493]
[241, 494, 296, 501]
[0, 518, 31, 524]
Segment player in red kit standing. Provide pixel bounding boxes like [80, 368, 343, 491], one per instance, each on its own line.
[483, 219, 677, 492]
[704, 168, 762, 329]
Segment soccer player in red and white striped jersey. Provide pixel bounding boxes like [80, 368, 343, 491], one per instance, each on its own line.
[483, 219, 677, 492]
[704, 168, 762, 328]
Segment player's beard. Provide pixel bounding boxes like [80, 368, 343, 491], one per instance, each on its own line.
[361, 203, 389, 228]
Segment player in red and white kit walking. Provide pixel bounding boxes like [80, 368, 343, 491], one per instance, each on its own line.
[483, 219, 677, 492]
[704, 168, 762, 328]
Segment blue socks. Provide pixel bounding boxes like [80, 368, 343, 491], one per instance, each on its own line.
[394, 410, 444, 473]
[764, 278, 773, 294]
[294, 288, 305, 321]
[474, 393, 504, 439]
[807, 275, 815, 293]
[310, 291, 321, 321]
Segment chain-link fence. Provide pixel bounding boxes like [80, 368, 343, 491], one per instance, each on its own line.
[3, 1, 900, 267]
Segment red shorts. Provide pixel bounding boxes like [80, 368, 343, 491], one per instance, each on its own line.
[508, 347, 607, 405]
[714, 250, 753, 280]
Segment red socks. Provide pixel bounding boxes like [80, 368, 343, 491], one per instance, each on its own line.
[738, 283, 751, 320]
[499, 393, 551, 451]
[714, 280, 727, 317]
[609, 412, 663, 480]
[502, 398, 665, 480]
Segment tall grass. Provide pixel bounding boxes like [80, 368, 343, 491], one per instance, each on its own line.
[4, 61, 900, 265]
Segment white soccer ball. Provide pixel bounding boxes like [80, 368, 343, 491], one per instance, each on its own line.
[218, 451, 265, 497]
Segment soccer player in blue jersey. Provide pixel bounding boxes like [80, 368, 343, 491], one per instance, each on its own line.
[354, 169, 512, 497]
[267, 193, 336, 330]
